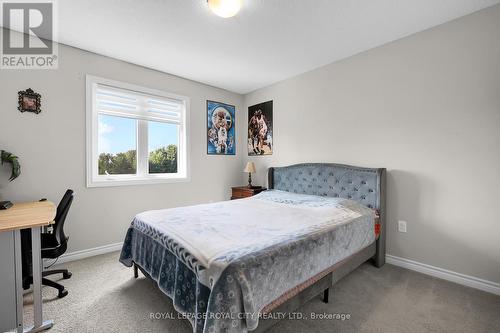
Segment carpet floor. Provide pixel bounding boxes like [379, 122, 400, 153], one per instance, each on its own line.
[22, 252, 500, 333]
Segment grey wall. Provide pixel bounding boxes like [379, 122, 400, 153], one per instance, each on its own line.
[1, 5, 499, 285]
[244, 6, 500, 283]
[0, 36, 245, 253]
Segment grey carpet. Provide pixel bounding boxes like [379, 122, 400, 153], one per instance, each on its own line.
[22, 252, 500, 333]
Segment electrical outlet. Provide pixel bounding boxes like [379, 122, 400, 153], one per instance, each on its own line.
[398, 220, 407, 233]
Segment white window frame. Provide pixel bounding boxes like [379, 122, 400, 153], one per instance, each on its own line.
[86, 75, 190, 187]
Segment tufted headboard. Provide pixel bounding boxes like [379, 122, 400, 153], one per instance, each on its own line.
[268, 163, 386, 266]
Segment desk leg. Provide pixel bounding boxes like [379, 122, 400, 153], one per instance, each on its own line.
[24, 227, 53, 333]
[13, 230, 24, 333]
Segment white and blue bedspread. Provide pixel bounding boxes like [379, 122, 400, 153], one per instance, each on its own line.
[120, 190, 375, 333]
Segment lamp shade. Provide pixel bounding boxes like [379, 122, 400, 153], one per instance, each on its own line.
[244, 162, 256, 173]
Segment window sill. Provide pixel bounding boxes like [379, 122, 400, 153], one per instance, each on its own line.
[86, 175, 190, 188]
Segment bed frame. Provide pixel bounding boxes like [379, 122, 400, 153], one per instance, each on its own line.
[131, 163, 386, 332]
[254, 163, 386, 332]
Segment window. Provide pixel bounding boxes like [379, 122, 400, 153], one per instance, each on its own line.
[86, 75, 189, 187]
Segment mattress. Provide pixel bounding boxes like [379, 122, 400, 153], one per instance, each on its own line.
[120, 190, 376, 333]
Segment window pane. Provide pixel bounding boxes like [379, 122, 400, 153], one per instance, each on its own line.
[148, 121, 179, 174]
[98, 114, 137, 175]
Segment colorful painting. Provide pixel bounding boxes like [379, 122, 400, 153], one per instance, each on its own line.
[207, 100, 236, 155]
[248, 101, 273, 155]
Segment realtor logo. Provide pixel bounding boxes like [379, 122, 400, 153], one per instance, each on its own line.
[1, 0, 58, 69]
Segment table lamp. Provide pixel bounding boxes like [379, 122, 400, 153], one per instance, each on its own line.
[244, 162, 256, 188]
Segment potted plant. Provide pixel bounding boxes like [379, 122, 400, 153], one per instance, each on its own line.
[1, 150, 21, 181]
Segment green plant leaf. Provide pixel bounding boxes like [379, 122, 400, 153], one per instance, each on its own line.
[1, 150, 21, 181]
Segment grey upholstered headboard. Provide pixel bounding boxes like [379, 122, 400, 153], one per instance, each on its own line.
[268, 163, 386, 266]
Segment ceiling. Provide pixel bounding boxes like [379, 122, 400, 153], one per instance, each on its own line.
[10, 0, 500, 93]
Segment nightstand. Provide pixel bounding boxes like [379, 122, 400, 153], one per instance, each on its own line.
[231, 186, 266, 200]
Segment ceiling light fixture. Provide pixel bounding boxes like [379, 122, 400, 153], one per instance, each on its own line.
[207, 0, 242, 18]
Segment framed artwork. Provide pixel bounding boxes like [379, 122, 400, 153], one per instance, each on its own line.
[18, 88, 41, 114]
[207, 100, 236, 155]
[248, 100, 273, 155]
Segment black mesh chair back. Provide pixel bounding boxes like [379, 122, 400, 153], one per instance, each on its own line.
[53, 189, 74, 246]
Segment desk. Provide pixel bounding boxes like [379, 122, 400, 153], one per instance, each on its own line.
[0, 201, 56, 333]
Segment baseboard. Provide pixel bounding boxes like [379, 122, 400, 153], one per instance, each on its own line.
[56, 242, 123, 265]
[386, 254, 500, 296]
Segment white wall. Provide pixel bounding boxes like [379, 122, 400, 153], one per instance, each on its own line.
[244, 5, 500, 283]
[0, 36, 244, 253]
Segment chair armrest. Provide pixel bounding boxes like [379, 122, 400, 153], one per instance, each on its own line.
[41, 245, 59, 251]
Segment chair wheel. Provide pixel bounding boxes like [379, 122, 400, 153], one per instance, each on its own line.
[63, 272, 72, 279]
[58, 289, 68, 298]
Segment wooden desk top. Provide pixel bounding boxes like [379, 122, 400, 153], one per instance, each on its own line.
[0, 201, 56, 232]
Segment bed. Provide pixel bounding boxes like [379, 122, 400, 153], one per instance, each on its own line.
[120, 163, 386, 333]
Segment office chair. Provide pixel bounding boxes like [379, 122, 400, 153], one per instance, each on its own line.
[22, 189, 74, 298]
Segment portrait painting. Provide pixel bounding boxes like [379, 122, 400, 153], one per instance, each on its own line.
[248, 100, 273, 155]
[207, 100, 236, 155]
[18, 88, 42, 114]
